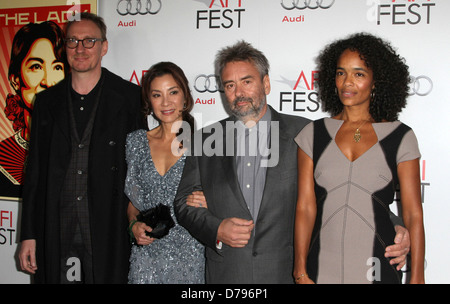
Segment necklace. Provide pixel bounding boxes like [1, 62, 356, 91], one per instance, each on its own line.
[353, 120, 368, 143]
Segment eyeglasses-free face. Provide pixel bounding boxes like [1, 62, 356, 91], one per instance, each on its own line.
[65, 38, 105, 49]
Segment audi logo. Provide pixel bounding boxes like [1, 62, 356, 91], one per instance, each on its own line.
[409, 75, 433, 96]
[281, 0, 335, 10]
[194, 74, 223, 93]
[117, 0, 162, 16]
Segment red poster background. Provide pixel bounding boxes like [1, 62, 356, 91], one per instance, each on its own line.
[0, 2, 94, 200]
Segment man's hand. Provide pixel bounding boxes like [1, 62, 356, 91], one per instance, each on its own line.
[19, 239, 38, 274]
[217, 218, 254, 248]
[385, 225, 410, 270]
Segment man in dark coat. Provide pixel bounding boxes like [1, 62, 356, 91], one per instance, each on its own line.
[18, 12, 143, 283]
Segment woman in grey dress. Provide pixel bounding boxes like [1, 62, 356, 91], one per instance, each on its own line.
[293, 33, 425, 284]
[125, 62, 205, 284]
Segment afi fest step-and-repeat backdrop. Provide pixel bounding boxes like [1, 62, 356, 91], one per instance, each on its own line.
[0, 0, 448, 284]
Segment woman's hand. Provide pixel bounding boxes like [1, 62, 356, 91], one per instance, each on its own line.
[186, 191, 208, 209]
[131, 221, 155, 246]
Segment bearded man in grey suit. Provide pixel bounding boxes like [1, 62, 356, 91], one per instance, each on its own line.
[174, 41, 410, 284]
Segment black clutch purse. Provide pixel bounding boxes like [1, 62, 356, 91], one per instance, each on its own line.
[136, 204, 175, 239]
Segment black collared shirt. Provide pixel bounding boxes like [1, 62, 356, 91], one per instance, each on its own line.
[70, 80, 101, 138]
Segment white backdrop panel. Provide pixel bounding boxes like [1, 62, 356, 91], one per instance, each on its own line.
[100, 0, 450, 284]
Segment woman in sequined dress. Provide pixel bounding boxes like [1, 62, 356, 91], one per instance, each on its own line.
[125, 62, 206, 284]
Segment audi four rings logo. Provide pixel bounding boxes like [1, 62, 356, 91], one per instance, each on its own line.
[281, 0, 335, 10]
[194, 74, 224, 93]
[410, 75, 433, 96]
[117, 0, 162, 15]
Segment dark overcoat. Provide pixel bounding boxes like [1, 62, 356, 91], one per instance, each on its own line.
[20, 68, 142, 283]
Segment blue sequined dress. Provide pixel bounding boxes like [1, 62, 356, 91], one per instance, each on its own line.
[124, 129, 205, 284]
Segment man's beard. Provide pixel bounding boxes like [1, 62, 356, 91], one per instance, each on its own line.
[230, 96, 265, 120]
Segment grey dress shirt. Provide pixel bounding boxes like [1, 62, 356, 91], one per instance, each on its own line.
[235, 109, 271, 221]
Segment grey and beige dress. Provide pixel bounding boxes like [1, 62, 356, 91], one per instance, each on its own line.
[294, 117, 420, 284]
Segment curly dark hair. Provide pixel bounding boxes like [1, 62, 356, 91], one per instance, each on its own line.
[316, 32, 410, 122]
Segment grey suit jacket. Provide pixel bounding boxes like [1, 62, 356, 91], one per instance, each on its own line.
[174, 105, 310, 284]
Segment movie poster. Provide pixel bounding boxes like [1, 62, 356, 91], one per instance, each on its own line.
[0, 0, 97, 200]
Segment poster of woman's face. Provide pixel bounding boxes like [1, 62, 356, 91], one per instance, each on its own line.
[0, 20, 67, 200]
[15, 37, 65, 113]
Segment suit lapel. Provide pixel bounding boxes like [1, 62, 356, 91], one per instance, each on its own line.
[258, 107, 290, 220]
[49, 78, 71, 145]
[88, 70, 126, 145]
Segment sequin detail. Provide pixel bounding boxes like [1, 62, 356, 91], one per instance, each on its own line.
[125, 129, 205, 284]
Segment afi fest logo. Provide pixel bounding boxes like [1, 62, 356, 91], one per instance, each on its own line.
[0, 210, 15, 246]
[365, 0, 435, 25]
[196, 0, 245, 29]
[278, 70, 320, 113]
